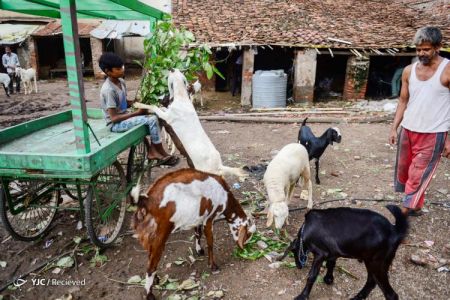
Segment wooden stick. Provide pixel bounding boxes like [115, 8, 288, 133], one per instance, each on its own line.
[221, 111, 350, 117]
[199, 116, 343, 123]
[337, 265, 359, 280]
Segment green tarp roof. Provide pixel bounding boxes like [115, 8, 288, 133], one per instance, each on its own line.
[0, 0, 166, 20]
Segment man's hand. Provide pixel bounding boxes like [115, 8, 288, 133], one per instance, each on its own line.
[443, 138, 450, 159]
[389, 128, 398, 145]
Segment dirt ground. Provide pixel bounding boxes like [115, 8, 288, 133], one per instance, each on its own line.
[0, 78, 449, 300]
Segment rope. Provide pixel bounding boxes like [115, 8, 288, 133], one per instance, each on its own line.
[288, 198, 450, 213]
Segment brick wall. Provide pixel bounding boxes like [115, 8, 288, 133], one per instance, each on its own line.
[343, 56, 369, 100]
[28, 37, 38, 78]
[90, 37, 104, 79]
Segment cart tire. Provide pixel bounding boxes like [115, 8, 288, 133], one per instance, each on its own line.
[0, 180, 60, 241]
[127, 140, 148, 183]
[85, 161, 127, 248]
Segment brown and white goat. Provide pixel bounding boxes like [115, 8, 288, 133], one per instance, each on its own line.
[131, 168, 255, 300]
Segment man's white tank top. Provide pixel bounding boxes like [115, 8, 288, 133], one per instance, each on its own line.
[401, 58, 449, 133]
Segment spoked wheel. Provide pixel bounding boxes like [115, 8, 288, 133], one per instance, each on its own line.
[85, 161, 127, 248]
[61, 183, 88, 201]
[0, 180, 60, 241]
[127, 140, 148, 183]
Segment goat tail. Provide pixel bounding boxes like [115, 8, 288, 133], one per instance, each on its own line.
[386, 205, 409, 243]
[130, 174, 144, 204]
[219, 165, 249, 180]
[301, 117, 308, 127]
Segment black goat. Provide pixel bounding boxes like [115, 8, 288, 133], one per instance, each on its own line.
[298, 118, 341, 184]
[280, 205, 408, 300]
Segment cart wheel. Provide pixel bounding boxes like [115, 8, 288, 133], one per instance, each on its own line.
[61, 183, 87, 201]
[127, 140, 148, 183]
[0, 180, 60, 241]
[85, 161, 127, 248]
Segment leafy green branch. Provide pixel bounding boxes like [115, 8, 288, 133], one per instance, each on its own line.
[138, 17, 223, 105]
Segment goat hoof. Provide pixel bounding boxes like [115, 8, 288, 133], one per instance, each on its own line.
[154, 274, 160, 285]
[324, 275, 334, 285]
[210, 263, 219, 272]
[294, 295, 307, 300]
[196, 249, 205, 256]
[146, 292, 156, 300]
[315, 180, 320, 185]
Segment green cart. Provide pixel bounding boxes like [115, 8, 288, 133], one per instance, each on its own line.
[0, 0, 166, 247]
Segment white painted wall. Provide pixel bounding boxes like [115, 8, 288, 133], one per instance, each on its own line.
[140, 0, 172, 13]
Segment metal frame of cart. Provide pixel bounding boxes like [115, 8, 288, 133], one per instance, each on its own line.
[0, 0, 166, 247]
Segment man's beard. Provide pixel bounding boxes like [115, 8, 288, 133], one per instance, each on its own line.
[418, 50, 437, 65]
[418, 56, 431, 65]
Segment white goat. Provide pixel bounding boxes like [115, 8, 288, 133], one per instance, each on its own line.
[135, 69, 247, 179]
[15, 67, 37, 95]
[0, 73, 10, 97]
[190, 80, 203, 107]
[264, 143, 313, 229]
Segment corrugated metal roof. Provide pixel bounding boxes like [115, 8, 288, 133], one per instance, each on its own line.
[0, 23, 41, 45]
[90, 20, 151, 39]
[32, 20, 100, 37]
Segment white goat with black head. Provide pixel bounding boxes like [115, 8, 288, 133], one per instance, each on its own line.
[298, 117, 342, 184]
[135, 69, 247, 180]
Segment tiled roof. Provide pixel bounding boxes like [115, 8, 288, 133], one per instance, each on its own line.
[172, 0, 450, 48]
[32, 20, 100, 37]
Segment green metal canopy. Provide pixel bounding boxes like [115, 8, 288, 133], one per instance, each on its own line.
[0, 0, 166, 155]
[0, 0, 165, 20]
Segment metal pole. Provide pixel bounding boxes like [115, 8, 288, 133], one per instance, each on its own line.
[60, 0, 91, 154]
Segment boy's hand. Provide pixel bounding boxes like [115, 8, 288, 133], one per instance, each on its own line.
[136, 108, 148, 115]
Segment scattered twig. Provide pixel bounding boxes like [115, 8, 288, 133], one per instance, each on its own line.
[337, 157, 348, 169]
[1, 235, 12, 244]
[0, 249, 73, 292]
[166, 240, 193, 245]
[337, 265, 359, 280]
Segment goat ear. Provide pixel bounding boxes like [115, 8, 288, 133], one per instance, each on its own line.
[237, 226, 247, 249]
[327, 130, 334, 145]
[266, 210, 274, 227]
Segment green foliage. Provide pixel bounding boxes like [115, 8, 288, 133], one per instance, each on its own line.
[233, 231, 289, 260]
[139, 17, 223, 104]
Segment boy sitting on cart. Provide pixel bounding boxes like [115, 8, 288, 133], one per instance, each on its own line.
[99, 52, 178, 167]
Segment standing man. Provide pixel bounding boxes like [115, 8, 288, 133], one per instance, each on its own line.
[2, 46, 21, 94]
[231, 53, 243, 96]
[389, 26, 450, 217]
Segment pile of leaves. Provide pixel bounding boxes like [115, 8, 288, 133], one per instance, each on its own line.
[139, 17, 223, 105]
[233, 231, 290, 261]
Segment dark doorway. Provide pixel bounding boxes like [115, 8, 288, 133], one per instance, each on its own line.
[314, 54, 348, 101]
[214, 49, 231, 92]
[366, 56, 412, 99]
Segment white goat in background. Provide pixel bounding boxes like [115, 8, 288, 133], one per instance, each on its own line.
[0, 73, 10, 97]
[190, 80, 203, 107]
[135, 69, 247, 179]
[16, 67, 37, 95]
